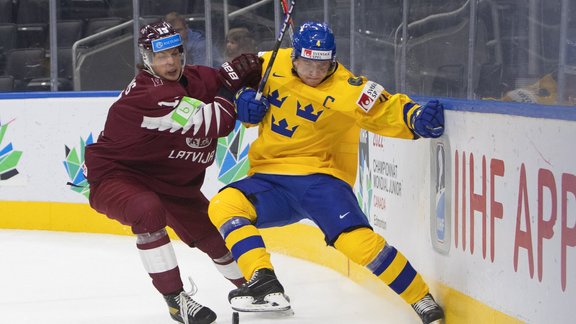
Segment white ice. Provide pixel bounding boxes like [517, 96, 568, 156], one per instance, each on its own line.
[0, 230, 419, 324]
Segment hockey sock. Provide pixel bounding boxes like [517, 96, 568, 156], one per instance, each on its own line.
[136, 228, 183, 295]
[212, 251, 246, 287]
[334, 227, 429, 304]
[209, 188, 273, 279]
[219, 217, 272, 280]
[193, 229, 247, 287]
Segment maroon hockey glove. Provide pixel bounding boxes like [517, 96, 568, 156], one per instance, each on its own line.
[218, 53, 263, 93]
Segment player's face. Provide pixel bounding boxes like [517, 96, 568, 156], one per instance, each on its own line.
[293, 58, 331, 87]
[151, 48, 183, 81]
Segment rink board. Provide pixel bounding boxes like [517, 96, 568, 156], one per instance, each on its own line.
[2, 92, 575, 323]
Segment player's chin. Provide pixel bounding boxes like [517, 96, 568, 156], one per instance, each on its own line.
[303, 78, 322, 87]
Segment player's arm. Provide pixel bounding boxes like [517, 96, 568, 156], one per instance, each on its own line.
[219, 53, 269, 127]
[405, 99, 444, 138]
[140, 95, 237, 138]
[218, 53, 269, 127]
[217, 53, 263, 100]
[138, 54, 265, 137]
[234, 87, 269, 126]
[343, 80, 444, 139]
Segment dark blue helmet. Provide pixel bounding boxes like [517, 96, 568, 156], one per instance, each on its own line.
[292, 22, 336, 62]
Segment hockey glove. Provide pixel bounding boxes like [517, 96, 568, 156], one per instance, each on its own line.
[410, 99, 445, 138]
[218, 53, 262, 93]
[235, 87, 269, 124]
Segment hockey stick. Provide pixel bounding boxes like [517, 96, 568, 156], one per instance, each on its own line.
[280, 0, 295, 43]
[254, 0, 295, 101]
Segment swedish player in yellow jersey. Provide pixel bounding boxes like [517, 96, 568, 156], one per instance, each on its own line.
[209, 21, 445, 324]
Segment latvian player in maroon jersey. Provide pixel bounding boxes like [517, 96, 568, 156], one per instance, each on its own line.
[84, 21, 262, 324]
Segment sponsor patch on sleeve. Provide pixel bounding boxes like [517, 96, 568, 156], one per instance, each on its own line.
[171, 97, 202, 126]
[356, 81, 385, 112]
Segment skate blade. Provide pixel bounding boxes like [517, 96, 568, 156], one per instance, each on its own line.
[231, 293, 292, 313]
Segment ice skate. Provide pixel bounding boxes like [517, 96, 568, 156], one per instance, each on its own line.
[411, 293, 444, 324]
[164, 290, 216, 324]
[228, 268, 291, 313]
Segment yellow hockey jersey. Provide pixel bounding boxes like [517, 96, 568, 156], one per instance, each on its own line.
[249, 48, 419, 186]
[501, 73, 559, 105]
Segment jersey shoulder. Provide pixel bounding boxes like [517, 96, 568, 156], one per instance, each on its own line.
[183, 65, 220, 87]
[116, 71, 182, 109]
[260, 48, 292, 63]
[132, 70, 172, 92]
[324, 65, 369, 94]
[319, 66, 387, 113]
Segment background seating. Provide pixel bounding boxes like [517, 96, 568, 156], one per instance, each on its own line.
[0, 23, 17, 74]
[3, 48, 47, 90]
[0, 75, 14, 91]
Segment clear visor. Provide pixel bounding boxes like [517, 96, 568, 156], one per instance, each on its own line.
[140, 47, 186, 78]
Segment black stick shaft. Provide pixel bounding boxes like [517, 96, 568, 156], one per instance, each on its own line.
[254, 0, 295, 101]
[280, 0, 295, 42]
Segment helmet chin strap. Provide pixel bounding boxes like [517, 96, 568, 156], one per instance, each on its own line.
[140, 48, 160, 78]
[143, 65, 161, 79]
[168, 55, 186, 82]
[177, 51, 187, 80]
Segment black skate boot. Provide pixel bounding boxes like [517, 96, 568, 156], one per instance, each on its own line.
[411, 293, 444, 324]
[228, 268, 291, 312]
[164, 290, 217, 324]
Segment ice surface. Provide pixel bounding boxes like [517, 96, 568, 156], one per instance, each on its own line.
[0, 230, 418, 324]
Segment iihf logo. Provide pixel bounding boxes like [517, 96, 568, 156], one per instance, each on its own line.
[356, 130, 373, 221]
[430, 139, 451, 254]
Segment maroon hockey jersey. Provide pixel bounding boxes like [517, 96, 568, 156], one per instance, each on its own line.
[84, 65, 236, 198]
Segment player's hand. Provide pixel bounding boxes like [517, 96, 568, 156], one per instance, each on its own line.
[218, 53, 262, 92]
[410, 100, 445, 138]
[235, 87, 269, 124]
